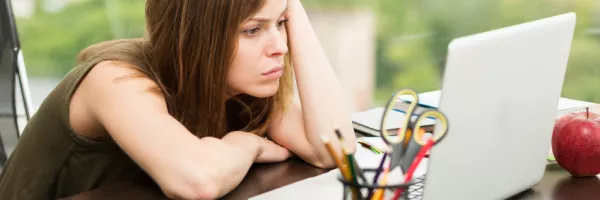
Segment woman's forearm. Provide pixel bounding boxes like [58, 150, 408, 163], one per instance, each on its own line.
[209, 132, 262, 195]
[164, 131, 291, 199]
[286, 1, 357, 164]
[162, 131, 260, 200]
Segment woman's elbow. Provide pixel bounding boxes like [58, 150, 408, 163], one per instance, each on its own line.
[161, 175, 222, 200]
[308, 153, 340, 169]
[313, 139, 357, 169]
[310, 159, 337, 169]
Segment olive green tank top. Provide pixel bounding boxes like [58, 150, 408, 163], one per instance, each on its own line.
[0, 57, 149, 199]
[0, 50, 257, 199]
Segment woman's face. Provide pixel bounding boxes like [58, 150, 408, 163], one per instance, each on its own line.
[227, 0, 289, 98]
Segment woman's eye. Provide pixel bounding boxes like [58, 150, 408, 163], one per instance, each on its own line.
[277, 19, 289, 29]
[243, 27, 261, 36]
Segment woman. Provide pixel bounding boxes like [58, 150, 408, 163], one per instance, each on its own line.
[0, 0, 356, 199]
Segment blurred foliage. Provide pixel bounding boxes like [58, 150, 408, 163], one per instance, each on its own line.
[13, 0, 600, 104]
[369, 0, 600, 104]
[15, 0, 144, 77]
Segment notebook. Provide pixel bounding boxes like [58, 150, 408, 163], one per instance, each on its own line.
[353, 90, 597, 136]
[352, 107, 436, 136]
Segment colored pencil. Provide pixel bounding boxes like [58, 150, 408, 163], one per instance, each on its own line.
[358, 139, 384, 154]
[342, 145, 361, 200]
[347, 153, 359, 184]
[366, 152, 389, 199]
[324, 130, 361, 199]
[371, 166, 390, 200]
[320, 135, 352, 181]
[352, 156, 368, 183]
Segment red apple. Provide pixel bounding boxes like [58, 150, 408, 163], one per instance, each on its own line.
[552, 111, 600, 177]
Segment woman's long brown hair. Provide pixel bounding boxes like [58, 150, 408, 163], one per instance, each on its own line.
[77, 0, 294, 138]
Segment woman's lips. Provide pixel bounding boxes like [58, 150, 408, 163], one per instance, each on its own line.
[262, 66, 283, 79]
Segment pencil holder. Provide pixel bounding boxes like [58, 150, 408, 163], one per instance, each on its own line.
[337, 168, 425, 200]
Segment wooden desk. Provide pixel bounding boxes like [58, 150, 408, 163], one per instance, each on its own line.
[58, 158, 329, 200]
[508, 164, 600, 200]
[59, 158, 600, 200]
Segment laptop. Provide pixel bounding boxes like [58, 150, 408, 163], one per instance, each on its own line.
[419, 12, 576, 200]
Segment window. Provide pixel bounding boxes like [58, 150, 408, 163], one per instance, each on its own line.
[11, 0, 600, 112]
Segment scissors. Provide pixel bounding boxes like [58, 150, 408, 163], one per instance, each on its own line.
[379, 88, 449, 172]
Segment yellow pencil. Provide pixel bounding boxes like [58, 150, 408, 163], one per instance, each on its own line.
[321, 135, 352, 180]
[321, 135, 360, 200]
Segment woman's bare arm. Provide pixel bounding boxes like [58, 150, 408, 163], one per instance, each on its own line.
[78, 61, 263, 199]
[267, 0, 357, 168]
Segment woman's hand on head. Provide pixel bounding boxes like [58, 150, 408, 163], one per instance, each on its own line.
[286, 0, 300, 15]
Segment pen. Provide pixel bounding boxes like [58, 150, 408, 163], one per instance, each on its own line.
[391, 138, 434, 199]
[366, 151, 389, 199]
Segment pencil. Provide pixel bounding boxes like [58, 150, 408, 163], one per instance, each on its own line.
[358, 139, 384, 154]
[366, 152, 388, 199]
[351, 156, 368, 183]
[343, 145, 362, 200]
[335, 128, 367, 181]
[346, 153, 359, 185]
[371, 166, 390, 200]
[321, 135, 360, 199]
[320, 135, 352, 180]
[334, 128, 345, 142]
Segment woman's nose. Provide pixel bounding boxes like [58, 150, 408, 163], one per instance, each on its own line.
[266, 29, 288, 57]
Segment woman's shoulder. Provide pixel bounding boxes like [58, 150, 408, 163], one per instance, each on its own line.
[76, 38, 146, 64]
[66, 59, 164, 139]
[61, 53, 173, 143]
[69, 38, 160, 103]
[83, 60, 159, 94]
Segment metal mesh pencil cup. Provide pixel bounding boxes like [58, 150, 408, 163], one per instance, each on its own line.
[336, 168, 423, 200]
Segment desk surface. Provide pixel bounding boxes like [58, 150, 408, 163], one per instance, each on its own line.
[59, 159, 600, 200]
[58, 158, 328, 200]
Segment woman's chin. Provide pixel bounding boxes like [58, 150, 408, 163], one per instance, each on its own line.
[245, 84, 280, 98]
